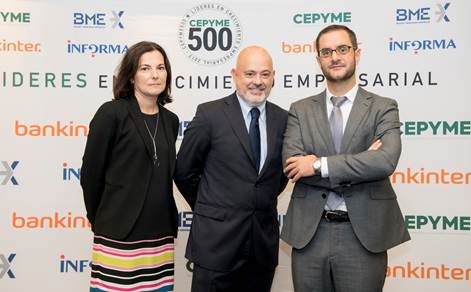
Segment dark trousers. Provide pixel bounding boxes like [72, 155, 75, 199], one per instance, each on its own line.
[191, 239, 276, 292]
[292, 220, 387, 292]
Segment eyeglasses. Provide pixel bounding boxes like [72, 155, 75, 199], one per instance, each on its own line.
[318, 45, 354, 58]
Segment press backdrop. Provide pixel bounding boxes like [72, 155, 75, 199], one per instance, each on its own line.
[1, 0, 470, 291]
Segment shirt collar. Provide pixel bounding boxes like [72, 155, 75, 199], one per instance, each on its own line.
[236, 93, 266, 122]
[326, 84, 358, 104]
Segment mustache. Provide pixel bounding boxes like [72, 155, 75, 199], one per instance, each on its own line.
[328, 61, 345, 68]
[248, 84, 266, 90]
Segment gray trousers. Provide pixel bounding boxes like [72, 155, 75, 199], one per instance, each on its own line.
[292, 219, 387, 292]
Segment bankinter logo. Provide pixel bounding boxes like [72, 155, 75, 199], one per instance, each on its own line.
[14, 120, 88, 137]
[391, 168, 470, 185]
[387, 262, 470, 280]
[12, 212, 91, 229]
[281, 41, 317, 54]
[0, 39, 41, 53]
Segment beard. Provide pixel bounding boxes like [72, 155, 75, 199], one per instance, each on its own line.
[239, 85, 269, 107]
[321, 61, 356, 82]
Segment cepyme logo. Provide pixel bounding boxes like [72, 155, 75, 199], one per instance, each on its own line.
[0, 253, 16, 279]
[1, 161, 19, 185]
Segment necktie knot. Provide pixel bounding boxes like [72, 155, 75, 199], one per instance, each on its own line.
[331, 96, 347, 108]
[250, 107, 260, 120]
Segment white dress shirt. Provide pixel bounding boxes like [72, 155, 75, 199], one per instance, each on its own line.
[320, 85, 358, 211]
[236, 95, 267, 173]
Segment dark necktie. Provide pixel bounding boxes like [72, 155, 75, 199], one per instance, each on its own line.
[249, 107, 261, 170]
[326, 96, 347, 210]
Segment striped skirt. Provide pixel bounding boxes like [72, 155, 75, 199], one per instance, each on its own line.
[90, 235, 174, 292]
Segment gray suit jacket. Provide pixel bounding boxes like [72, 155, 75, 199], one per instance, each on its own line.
[281, 87, 410, 253]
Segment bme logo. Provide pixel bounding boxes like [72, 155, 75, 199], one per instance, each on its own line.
[1, 161, 19, 185]
[73, 11, 124, 29]
[0, 253, 16, 279]
[396, 3, 450, 24]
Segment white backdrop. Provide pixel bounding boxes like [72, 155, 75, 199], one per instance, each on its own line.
[1, 0, 470, 291]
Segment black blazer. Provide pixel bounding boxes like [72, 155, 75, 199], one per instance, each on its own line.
[80, 97, 179, 239]
[175, 93, 288, 272]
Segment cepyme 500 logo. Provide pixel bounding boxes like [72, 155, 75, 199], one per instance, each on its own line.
[178, 3, 242, 66]
[0, 253, 16, 279]
[1, 161, 19, 185]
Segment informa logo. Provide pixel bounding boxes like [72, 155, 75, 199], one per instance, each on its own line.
[389, 37, 456, 54]
[12, 212, 91, 229]
[292, 11, 351, 25]
[0, 253, 16, 279]
[0, 11, 30, 24]
[1, 161, 19, 185]
[62, 163, 80, 181]
[59, 255, 91, 273]
[14, 120, 88, 137]
[396, 3, 450, 24]
[401, 120, 471, 136]
[387, 262, 471, 280]
[391, 168, 470, 185]
[0, 39, 41, 53]
[178, 3, 242, 66]
[73, 11, 124, 29]
[67, 40, 128, 57]
[404, 215, 470, 232]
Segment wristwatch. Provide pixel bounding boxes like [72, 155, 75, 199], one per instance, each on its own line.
[313, 158, 322, 174]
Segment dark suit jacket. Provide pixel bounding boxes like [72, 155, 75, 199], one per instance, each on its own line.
[175, 93, 288, 272]
[80, 97, 179, 239]
[281, 87, 410, 253]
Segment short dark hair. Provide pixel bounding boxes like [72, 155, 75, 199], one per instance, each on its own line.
[113, 41, 173, 104]
[315, 25, 358, 55]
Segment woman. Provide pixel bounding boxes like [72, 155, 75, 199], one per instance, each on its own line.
[80, 41, 179, 292]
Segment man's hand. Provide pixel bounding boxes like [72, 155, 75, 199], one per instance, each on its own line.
[284, 155, 318, 182]
[368, 139, 382, 151]
[284, 140, 381, 183]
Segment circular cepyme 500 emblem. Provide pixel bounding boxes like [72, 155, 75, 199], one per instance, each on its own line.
[178, 3, 242, 66]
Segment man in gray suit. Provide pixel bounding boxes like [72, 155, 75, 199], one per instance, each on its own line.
[282, 25, 410, 292]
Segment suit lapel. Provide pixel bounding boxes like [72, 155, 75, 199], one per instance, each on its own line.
[223, 94, 258, 169]
[126, 97, 154, 160]
[312, 91, 337, 155]
[258, 102, 276, 178]
[159, 105, 176, 174]
[341, 87, 372, 152]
